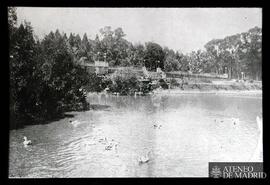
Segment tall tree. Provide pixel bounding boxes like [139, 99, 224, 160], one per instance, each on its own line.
[240, 27, 262, 80]
[163, 47, 181, 72]
[96, 26, 131, 66]
[38, 31, 89, 118]
[204, 27, 262, 80]
[9, 21, 40, 125]
[144, 42, 165, 71]
[204, 39, 224, 75]
[128, 43, 145, 67]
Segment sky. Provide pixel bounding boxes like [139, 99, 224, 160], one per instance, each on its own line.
[16, 8, 262, 53]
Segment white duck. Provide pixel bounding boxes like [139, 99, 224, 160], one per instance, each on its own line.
[23, 136, 32, 147]
[153, 123, 162, 129]
[69, 120, 81, 127]
[138, 151, 151, 165]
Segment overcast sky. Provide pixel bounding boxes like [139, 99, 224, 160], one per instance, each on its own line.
[16, 8, 262, 53]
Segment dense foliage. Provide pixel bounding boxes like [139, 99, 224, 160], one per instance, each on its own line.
[108, 69, 154, 95]
[109, 69, 140, 95]
[9, 8, 90, 128]
[60, 24, 261, 79]
[203, 27, 262, 80]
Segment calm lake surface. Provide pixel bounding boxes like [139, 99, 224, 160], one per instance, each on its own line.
[9, 92, 262, 177]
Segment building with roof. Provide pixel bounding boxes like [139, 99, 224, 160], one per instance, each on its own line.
[79, 57, 109, 75]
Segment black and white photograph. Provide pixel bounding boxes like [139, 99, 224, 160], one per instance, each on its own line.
[8, 7, 263, 178]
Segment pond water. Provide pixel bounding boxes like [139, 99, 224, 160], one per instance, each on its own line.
[9, 92, 262, 177]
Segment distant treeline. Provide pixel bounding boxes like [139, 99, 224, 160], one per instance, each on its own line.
[8, 7, 262, 128]
[39, 19, 261, 80]
[43, 25, 262, 80]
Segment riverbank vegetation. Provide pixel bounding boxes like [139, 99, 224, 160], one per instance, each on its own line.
[166, 78, 262, 91]
[9, 8, 262, 128]
[9, 8, 90, 129]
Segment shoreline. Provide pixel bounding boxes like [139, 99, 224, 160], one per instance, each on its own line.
[153, 89, 262, 96]
[88, 89, 262, 96]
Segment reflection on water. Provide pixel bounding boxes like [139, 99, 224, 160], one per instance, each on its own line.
[9, 93, 262, 177]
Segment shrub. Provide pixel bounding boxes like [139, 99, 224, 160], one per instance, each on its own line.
[169, 78, 180, 87]
[109, 69, 140, 95]
[158, 79, 169, 89]
[139, 81, 153, 94]
[199, 78, 212, 83]
[84, 74, 113, 93]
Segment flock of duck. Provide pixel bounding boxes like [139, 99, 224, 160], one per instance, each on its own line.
[22, 115, 263, 164]
[91, 127, 153, 164]
[153, 123, 162, 129]
[97, 136, 119, 152]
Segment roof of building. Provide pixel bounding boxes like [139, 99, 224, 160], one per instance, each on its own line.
[80, 59, 109, 68]
[94, 61, 109, 67]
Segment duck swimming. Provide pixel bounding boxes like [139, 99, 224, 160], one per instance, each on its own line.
[138, 151, 151, 165]
[153, 123, 162, 129]
[23, 136, 32, 147]
[105, 139, 119, 151]
[69, 120, 82, 127]
[231, 118, 240, 125]
[105, 143, 114, 150]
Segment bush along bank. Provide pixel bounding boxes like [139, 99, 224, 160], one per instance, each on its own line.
[106, 69, 154, 95]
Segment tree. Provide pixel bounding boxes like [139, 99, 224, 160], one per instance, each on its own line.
[144, 42, 165, 71]
[81, 33, 89, 51]
[114, 27, 126, 40]
[80, 33, 94, 63]
[8, 7, 17, 38]
[68, 33, 75, 47]
[98, 26, 131, 66]
[9, 13, 90, 128]
[38, 31, 90, 118]
[128, 43, 145, 67]
[9, 21, 40, 127]
[163, 47, 181, 72]
[239, 27, 262, 80]
[187, 50, 208, 73]
[204, 27, 262, 80]
[74, 34, 82, 48]
[204, 39, 224, 75]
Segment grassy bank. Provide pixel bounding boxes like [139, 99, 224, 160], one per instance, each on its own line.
[174, 82, 262, 91]
[164, 77, 262, 93]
